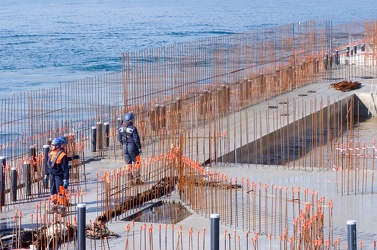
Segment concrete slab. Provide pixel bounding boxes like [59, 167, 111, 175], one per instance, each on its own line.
[2, 64, 377, 249]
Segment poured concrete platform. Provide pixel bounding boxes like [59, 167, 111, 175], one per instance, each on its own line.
[1, 64, 377, 249]
[194, 64, 377, 166]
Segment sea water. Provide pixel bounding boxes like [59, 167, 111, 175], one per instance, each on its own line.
[1, 0, 376, 95]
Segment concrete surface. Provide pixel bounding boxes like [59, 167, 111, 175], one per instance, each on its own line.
[2, 62, 377, 249]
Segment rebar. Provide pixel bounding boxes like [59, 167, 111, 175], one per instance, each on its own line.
[0, 19, 377, 249]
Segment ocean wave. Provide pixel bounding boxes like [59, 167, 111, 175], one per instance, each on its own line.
[1, 0, 376, 89]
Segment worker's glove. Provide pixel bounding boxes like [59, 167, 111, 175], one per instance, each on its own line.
[139, 149, 142, 155]
[68, 163, 72, 169]
[43, 175, 48, 184]
[63, 180, 69, 189]
[72, 155, 80, 160]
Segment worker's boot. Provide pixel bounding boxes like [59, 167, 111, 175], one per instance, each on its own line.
[136, 178, 144, 185]
[126, 164, 134, 185]
[48, 195, 58, 213]
[133, 169, 143, 185]
[128, 173, 134, 186]
[48, 204, 57, 214]
[57, 205, 66, 216]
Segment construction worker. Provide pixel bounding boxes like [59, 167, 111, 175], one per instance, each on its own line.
[58, 136, 67, 148]
[118, 112, 143, 184]
[58, 135, 79, 162]
[44, 137, 69, 206]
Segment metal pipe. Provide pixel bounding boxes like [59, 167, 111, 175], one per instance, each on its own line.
[11, 166, 17, 202]
[347, 220, 357, 250]
[77, 203, 87, 250]
[42, 145, 50, 189]
[24, 161, 31, 196]
[104, 122, 109, 148]
[29, 145, 36, 172]
[0, 157, 5, 206]
[96, 122, 103, 151]
[335, 50, 339, 65]
[210, 214, 220, 250]
[91, 126, 97, 152]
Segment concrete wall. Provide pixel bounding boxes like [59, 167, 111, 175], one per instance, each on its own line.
[355, 93, 377, 117]
[218, 95, 368, 166]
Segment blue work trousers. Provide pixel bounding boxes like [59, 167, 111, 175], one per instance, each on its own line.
[123, 143, 139, 164]
[50, 174, 63, 195]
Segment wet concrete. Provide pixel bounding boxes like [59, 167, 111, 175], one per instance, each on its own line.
[123, 201, 192, 224]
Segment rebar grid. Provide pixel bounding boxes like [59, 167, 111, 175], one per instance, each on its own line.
[1, 20, 376, 159]
[1, 19, 377, 249]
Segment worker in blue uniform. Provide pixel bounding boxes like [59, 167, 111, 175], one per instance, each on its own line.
[118, 112, 143, 184]
[43, 137, 69, 209]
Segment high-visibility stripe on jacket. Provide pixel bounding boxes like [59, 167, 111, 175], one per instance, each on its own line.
[48, 150, 66, 167]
